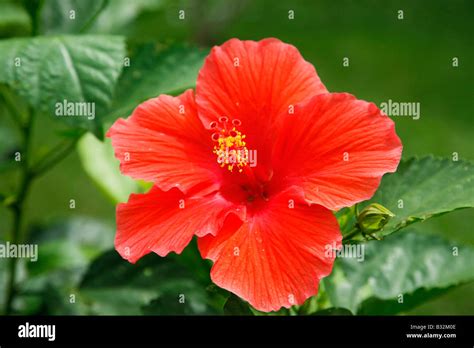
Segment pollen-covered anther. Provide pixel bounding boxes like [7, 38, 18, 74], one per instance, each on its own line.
[211, 118, 249, 173]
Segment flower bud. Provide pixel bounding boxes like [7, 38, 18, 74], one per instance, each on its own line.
[357, 203, 395, 234]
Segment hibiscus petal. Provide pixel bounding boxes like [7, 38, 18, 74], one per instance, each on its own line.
[196, 38, 328, 174]
[107, 89, 219, 194]
[272, 93, 403, 211]
[198, 191, 341, 312]
[115, 186, 240, 263]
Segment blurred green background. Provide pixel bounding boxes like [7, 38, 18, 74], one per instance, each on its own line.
[0, 0, 473, 315]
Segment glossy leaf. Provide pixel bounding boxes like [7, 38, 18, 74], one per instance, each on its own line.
[79, 247, 217, 315]
[0, 35, 125, 134]
[325, 230, 474, 314]
[339, 156, 474, 239]
[105, 43, 207, 122]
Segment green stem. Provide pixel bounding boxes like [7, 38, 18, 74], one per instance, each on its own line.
[4, 109, 82, 314]
[31, 1, 42, 36]
[4, 108, 34, 314]
[341, 203, 362, 243]
[5, 172, 31, 314]
[31, 134, 84, 178]
[342, 225, 361, 242]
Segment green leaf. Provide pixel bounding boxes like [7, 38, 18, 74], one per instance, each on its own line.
[77, 132, 142, 203]
[0, 35, 125, 133]
[324, 230, 474, 314]
[88, 0, 164, 34]
[26, 217, 114, 276]
[355, 286, 459, 316]
[0, 1, 31, 37]
[142, 290, 209, 315]
[79, 248, 217, 315]
[15, 217, 114, 315]
[40, 0, 108, 34]
[223, 294, 254, 315]
[105, 43, 207, 122]
[295, 296, 319, 315]
[340, 156, 474, 239]
[169, 239, 213, 286]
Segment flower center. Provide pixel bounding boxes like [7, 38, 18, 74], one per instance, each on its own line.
[211, 117, 249, 173]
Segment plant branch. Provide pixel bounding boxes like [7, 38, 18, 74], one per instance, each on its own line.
[4, 108, 34, 314]
[4, 106, 84, 313]
[30, 132, 85, 178]
[342, 226, 361, 243]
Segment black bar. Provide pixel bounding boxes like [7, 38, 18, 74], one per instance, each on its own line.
[0, 315, 472, 346]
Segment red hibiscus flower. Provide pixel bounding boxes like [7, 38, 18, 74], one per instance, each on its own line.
[107, 38, 402, 312]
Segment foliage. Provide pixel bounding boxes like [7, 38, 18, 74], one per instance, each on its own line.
[325, 231, 474, 315]
[0, 0, 473, 316]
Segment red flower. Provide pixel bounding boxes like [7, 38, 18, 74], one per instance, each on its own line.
[107, 38, 402, 312]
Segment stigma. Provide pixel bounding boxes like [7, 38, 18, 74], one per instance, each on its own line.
[211, 117, 249, 173]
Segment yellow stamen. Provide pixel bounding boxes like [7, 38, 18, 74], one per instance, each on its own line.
[213, 126, 249, 173]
